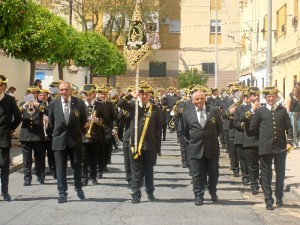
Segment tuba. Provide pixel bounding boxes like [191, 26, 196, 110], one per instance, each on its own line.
[27, 102, 35, 115]
[225, 100, 243, 120]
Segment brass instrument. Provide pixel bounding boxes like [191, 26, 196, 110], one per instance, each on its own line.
[85, 107, 103, 138]
[226, 100, 243, 119]
[112, 127, 120, 146]
[27, 102, 35, 115]
[168, 104, 178, 129]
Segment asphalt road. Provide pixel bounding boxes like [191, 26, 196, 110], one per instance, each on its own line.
[1, 132, 300, 225]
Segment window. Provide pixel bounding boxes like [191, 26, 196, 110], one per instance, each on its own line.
[276, 4, 287, 38]
[209, 19, 222, 44]
[169, 20, 181, 33]
[263, 15, 268, 41]
[149, 62, 166, 77]
[202, 63, 215, 75]
[210, 0, 222, 11]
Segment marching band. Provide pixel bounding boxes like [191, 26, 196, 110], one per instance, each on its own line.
[0, 75, 295, 210]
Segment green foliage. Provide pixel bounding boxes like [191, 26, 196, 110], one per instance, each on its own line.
[74, 31, 126, 76]
[177, 68, 209, 89]
[0, 0, 29, 40]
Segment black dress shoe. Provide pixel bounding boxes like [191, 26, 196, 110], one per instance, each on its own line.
[58, 196, 67, 204]
[195, 197, 204, 206]
[75, 188, 85, 200]
[276, 199, 283, 207]
[23, 180, 31, 186]
[81, 178, 88, 186]
[91, 179, 98, 185]
[2, 193, 11, 202]
[147, 194, 155, 201]
[266, 201, 274, 210]
[211, 195, 218, 202]
[182, 164, 187, 168]
[233, 171, 239, 177]
[98, 173, 103, 179]
[37, 177, 45, 184]
[131, 195, 140, 204]
[251, 186, 259, 195]
[53, 173, 57, 179]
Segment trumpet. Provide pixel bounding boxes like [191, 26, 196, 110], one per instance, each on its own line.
[85, 108, 96, 138]
[226, 100, 243, 119]
[27, 102, 35, 115]
[169, 116, 176, 129]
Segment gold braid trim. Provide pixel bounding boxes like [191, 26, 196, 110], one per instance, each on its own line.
[131, 104, 153, 159]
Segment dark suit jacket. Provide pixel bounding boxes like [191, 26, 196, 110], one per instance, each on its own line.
[249, 105, 293, 155]
[48, 96, 87, 151]
[19, 101, 47, 142]
[183, 103, 222, 159]
[118, 96, 162, 153]
[0, 94, 22, 148]
[239, 104, 259, 148]
[98, 100, 117, 139]
[82, 101, 107, 143]
[233, 104, 244, 145]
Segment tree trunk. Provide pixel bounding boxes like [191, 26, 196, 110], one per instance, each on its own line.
[58, 63, 64, 80]
[29, 60, 35, 86]
[106, 76, 109, 84]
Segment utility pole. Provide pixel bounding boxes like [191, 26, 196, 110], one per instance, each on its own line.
[69, 0, 73, 26]
[266, 0, 272, 86]
[214, 0, 219, 88]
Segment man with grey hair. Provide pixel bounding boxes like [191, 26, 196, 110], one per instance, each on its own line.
[182, 91, 222, 206]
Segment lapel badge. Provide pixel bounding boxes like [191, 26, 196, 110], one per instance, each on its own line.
[211, 117, 216, 124]
[75, 109, 80, 117]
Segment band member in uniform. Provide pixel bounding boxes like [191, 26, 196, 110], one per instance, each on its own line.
[156, 88, 168, 141]
[166, 86, 179, 133]
[249, 86, 293, 210]
[48, 82, 87, 203]
[239, 87, 261, 195]
[0, 75, 22, 201]
[182, 91, 222, 206]
[119, 86, 134, 187]
[118, 82, 162, 203]
[97, 86, 117, 176]
[38, 89, 56, 179]
[80, 84, 106, 185]
[19, 86, 47, 186]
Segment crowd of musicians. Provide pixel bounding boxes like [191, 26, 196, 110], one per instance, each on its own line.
[0, 74, 295, 210]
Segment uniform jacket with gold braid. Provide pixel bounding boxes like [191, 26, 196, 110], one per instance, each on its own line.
[239, 104, 259, 148]
[97, 99, 117, 139]
[19, 101, 47, 142]
[117, 94, 162, 154]
[249, 105, 293, 155]
[82, 100, 107, 143]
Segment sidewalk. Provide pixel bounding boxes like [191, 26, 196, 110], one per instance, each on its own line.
[8, 136, 300, 197]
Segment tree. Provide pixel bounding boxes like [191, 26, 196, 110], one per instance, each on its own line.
[0, 0, 29, 40]
[1, 1, 77, 84]
[177, 68, 209, 89]
[74, 31, 112, 83]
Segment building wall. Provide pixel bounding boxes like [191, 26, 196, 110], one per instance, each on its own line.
[239, 0, 300, 99]
[179, 0, 239, 88]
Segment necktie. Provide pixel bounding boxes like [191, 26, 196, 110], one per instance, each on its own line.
[198, 108, 206, 127]
[64, 100, 70, 124]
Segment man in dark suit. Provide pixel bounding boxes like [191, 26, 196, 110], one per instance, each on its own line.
[48, 82, 87, 203]
[118, 82, 162, 204]
[96, 87, 117, 177]
[80, 84, 107, 186]
[0, 75, 22, 201]
[19, 86, 47, 186]
[249, 86, 293, 210]
[182, 91, 222, 206]
[166, 86, 179, 133]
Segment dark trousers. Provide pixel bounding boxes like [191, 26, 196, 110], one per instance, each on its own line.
[228, 139, 239, 171]
[0, 148, 10, 194]
[54, 146, 82, 195]
[130, 150, 156, 197]
[162, 120, 167, 140]
[223, 130, 229, 149]
[82, 142, 99, 180]
[236, 144, 248, 177]
[45, 140, 55, 173]
[179, 134, 187, 166]
[244, 147, 260, 187]
[190, 156, 219, 198]
[123, 142, 131, 182]
[98, 138, 112, 173]
[21, 141, 45, 181]
[260, 152, 286, 202]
